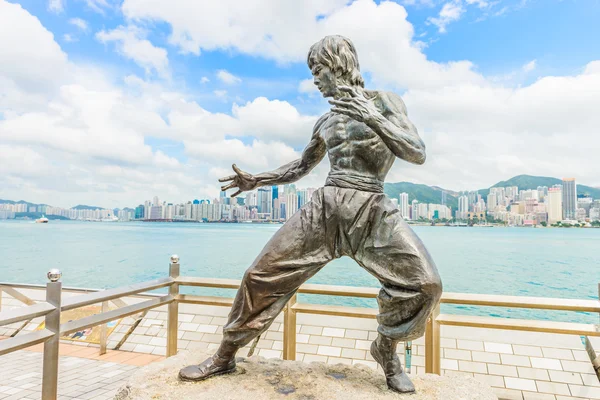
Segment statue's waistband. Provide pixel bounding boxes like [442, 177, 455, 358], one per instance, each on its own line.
[324, 172, 384, 193]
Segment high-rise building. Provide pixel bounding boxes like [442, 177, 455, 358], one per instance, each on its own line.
[548, 187, 562, 223]
[399, 193, 409, 219]
[246, 191, 258, 207]
[562, 178, 577, 220]
[411, 199, 419, 220]
[285, 185, 298, 220]
[258, 187, 272, 214]
[135, 205, 144, 220]
[577, 197, 593, 216]
[505, 186, 519, 202]
[144, 200, 152, 219]
[487, 193, 497, 210]
[467, 191, 478, 210]
[271, 186, 279, 216]
[537, 186, 548, 201]
[297, 189, 308, 209]
[458, 195, 469, 220]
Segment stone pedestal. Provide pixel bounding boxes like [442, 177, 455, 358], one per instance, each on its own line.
[115, 350, 497, 400]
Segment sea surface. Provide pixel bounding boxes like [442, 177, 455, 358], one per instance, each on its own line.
[1, 220, 598, 324]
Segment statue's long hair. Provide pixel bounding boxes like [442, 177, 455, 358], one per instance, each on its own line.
[307, 35, 365, 88]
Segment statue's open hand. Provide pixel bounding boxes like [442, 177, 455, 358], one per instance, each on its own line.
[219, 164, 258, 198]
[328, 86, 381, 124]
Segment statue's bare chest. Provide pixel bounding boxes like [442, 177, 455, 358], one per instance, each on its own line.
[321, 114, 379, 150]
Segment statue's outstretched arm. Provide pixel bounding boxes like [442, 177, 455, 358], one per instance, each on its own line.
[219, 116, 328, 197]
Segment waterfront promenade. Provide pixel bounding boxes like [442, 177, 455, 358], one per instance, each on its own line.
[1, 287, 599, 400]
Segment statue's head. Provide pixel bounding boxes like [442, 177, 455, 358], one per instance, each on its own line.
[307, 35, 364, 98]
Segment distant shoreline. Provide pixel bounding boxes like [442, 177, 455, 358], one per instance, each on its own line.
[3, 219, 599, 229]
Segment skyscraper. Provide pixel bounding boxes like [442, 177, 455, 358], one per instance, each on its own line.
[271, 186, 279, 211]
[458, 195, 469, 220]
[399, 193, 409, 219]
[467, 191, 478, 210]
[411, 199, 419, 220]
[285, 185, 298, 220]
[562, 178, 577, 220]
[257, 187, 272, 214]
[548, 187, 562, 223]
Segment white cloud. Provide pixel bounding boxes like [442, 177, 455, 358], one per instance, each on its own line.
[465, 0, 489, 8]
[69, 18, 89, 31]
[213, 89, 228, 99]
[231, 97, 316, 146]
[48, 0, 64, 13]
[298, 78, 319, 94]
[200, 76, 210, 83]
[216, 69, 241, 84]
[0, 1, 68, 94]
[83, 0, 114, 14]
[397, 62, 600, 189]
[96, 25, 169, 76]
[428, 1, 464, 33]
[522, 59, 536, 72]
[122, 0, 484, 91]
[63, 33, 76, 42]
[400, 0, 435, 6]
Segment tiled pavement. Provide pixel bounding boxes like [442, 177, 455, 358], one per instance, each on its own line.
[0, 342, 163, 399]
[1, 288, 599, 400]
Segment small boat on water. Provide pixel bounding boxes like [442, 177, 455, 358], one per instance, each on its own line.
[36, 215, 49, 223]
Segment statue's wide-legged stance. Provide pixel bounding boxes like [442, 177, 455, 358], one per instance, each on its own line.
[180, 187, 442, 392]
[180, 34, 442, 393]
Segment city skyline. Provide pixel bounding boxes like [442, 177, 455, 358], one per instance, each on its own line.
[1, 173, 599, 210]
[2, 176, 599, 226]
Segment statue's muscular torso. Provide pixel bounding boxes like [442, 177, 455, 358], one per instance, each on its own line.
[318, 90, 396, 185]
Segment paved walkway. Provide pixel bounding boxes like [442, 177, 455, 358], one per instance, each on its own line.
[0, 341, 163, 399]
[1, 287, 599, 400]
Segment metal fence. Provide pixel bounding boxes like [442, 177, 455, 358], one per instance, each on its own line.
[1, 255, 599, 400]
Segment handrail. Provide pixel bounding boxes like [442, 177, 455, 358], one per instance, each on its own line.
[442, 292, 600, 312]
[0, 281, 165, 299]
[0, 329, 54, 356]
[0, 302, 55, 327]
[61, 277, 173, 311]
[176, 276, 600, 313]
[61, 295, 174, 335]
[436, 314, 600, 336]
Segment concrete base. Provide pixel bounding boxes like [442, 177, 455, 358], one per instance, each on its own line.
[115, 350, 498, 400]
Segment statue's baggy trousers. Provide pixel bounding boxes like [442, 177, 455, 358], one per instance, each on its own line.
[222, 186, 442, 348]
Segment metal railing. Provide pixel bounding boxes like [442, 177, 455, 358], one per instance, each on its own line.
[1, 255, 599, 399]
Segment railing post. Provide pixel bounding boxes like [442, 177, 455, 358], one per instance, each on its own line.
[283, 293, 297, 361]
[404, 341, 412, 374]
[42, 269, 62, 400]
[424, 304, 441, 375]
[167, 255, 180, 357]
[99, 301, 109, 355]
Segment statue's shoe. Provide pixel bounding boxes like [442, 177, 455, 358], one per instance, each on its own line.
[179, 357, 236, 382]
[370, 341, 416, 394]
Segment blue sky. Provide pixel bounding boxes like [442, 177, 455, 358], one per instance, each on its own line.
[1, 0, 599, 207]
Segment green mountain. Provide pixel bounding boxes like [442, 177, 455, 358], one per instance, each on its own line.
[0, 199, 47, 207]
[71, 205, 104, 210]
[478, 175, 600, 199]
[384, 182, 458, 210]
